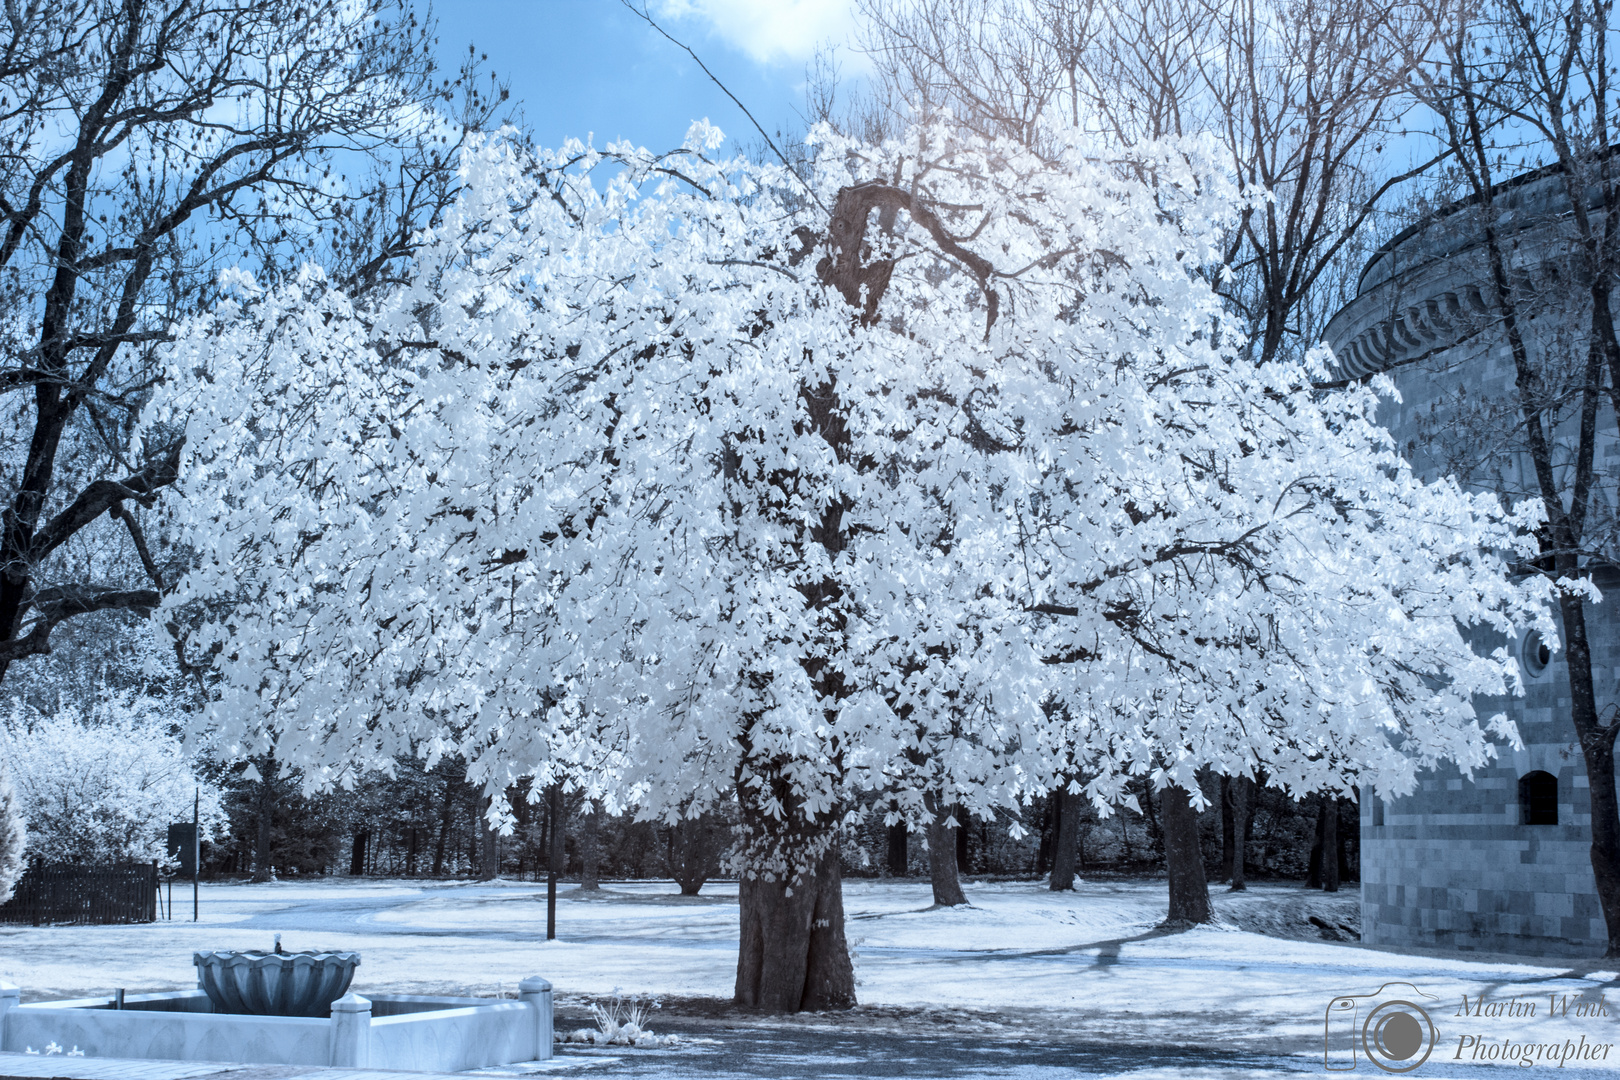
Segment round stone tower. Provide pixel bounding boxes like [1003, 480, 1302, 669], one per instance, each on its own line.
[1325, 166, 1620, 957]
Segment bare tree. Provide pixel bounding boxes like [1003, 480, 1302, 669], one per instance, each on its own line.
[1196, 0, 1439, 366]
[0, 0, 507, 680]
[1404, 0, 1620, 955]
[846, 0, 1434, 369]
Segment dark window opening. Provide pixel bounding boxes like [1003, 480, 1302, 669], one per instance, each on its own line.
[1520, 771, 1558, 825]
[1523, 630, 1552, 678]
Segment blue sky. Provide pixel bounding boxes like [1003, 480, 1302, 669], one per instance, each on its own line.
[433, 1, 861, 155]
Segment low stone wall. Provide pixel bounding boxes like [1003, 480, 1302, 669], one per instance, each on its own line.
[0, 981, 553, 1070]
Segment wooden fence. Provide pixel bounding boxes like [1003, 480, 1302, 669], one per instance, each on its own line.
[0, 863, 158, 925]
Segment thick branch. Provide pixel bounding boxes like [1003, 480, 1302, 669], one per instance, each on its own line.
[28, 436, 184, 564]
[0, 585, 161, 663]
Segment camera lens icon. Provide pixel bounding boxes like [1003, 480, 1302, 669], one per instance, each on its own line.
[1362, 1000, 1436, 1073]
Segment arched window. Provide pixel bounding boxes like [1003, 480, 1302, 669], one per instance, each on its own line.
[1519, 771, 1558, 825]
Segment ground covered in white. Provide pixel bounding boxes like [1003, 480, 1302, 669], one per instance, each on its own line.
[2, 876, 1616, 1077]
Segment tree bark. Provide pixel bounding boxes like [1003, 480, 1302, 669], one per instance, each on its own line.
[579, 800, 601, 890]
[1228, 776, 1251, 892]
[1337, 798, 1354, 883]
[1219, 777, 1234, 882]
[251, 756, 274, 883]
[478, 794, 499, 881]
[349, 831, 368, 876]
[547, 785, 565, 883]
[1140, 781, 1162, 861]
[923, 796, 968, 906]
[433, 777, 453, 875]
[1159, 784, 1211, 925]
[1035, 795, 1054, 875]
[1321, 796, 1339, 893]
[886, 821, 908, 875]
[735, 838, 855, 1012]
[1048, 784, 1081, 891]
[1547, 593, 1620, 955]
[667, 815, 719, 895]
[1308, 797, 1325, 889]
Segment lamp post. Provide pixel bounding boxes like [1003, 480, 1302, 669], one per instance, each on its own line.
[193, 789, 199, 921]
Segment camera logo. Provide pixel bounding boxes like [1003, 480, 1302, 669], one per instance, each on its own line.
[1324, 982, 1438, 1073]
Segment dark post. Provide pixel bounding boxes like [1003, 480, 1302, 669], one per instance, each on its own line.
[193, 789, 200, 922]
[546, 784, 562, 940]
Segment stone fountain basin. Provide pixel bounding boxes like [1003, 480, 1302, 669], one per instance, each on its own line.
[0, 980, 553, 1071]
[194, 950, 359, 1017]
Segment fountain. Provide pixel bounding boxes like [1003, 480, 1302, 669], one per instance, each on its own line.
[0, 942, 552, 1070]
[193, 945, 360, 1017]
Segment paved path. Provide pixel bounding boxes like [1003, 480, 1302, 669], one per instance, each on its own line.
[3, 1030, 1588, 1080]
[3, 1039, 1319, 1080]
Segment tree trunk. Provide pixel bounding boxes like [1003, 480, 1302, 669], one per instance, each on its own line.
[735, 838, 855, 1012]
[1554, 595, 1620, 955]
[579, 800, 601, 890]
[922, 794, 968, 906]
[1308, 797, 1327, 889]
[349, 830, 368, 876]
[251, 756, 274, 883]
[478, 794, 499, 881]
[1218, 780, 1231, 880]
[548, 785, 565, 884]
[955, 810, 969, 873]
[1159, 784, 1211, 925]
[1035, 795, 1054, 875]
[886, 821, 908, 875]
[1321, 796, 1339, 893]
[432, 778, 453, 875]
[1141, 781, 1162, 862]
[667, 814, 719, 896]
[1228, 776, 1251, 892]
[1048, 784, 1081, 891]
[1337, 798, 1354, 883]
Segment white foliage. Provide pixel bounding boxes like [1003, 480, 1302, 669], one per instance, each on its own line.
[0, 755, 24, 902]
[149, 121, 1552, 853]
[2, 695, 227, 867]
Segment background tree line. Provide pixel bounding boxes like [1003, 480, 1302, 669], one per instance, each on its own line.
[191, 764, 1357, 894]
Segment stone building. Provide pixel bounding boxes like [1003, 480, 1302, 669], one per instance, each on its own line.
[1324, 166, 1620, 956]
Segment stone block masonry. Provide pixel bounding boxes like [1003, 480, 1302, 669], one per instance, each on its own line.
[1326, 164, 1620, 958]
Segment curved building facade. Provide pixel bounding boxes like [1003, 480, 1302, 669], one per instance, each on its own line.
[1325, 167, 1620, 956]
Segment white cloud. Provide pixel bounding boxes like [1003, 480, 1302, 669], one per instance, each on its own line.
[654, 0, 858, 65]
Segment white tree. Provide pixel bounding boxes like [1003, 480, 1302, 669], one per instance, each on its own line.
[0, 756, 24, 902]
[153, 123, 1549, 1009]
[3, 694, 227, 866]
